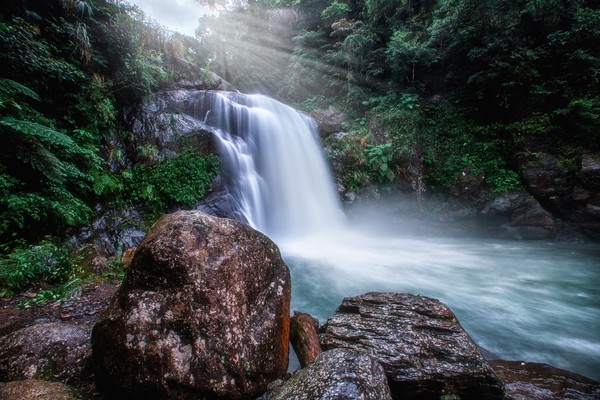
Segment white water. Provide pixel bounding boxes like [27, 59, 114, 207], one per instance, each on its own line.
[197, 91, 344, 240]
[194, 91, 600, 381]
[283, 233, 600, 380]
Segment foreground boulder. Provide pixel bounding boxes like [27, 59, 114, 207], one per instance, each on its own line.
[267, 348, 392, 400]
[0, 380, 82, 400]
[289, 311, 322, 368]
[490, 360, 600, 400]
[320, 292, 505, 400]
[0, 322, 91, 384]
[92, 210, 291, 399]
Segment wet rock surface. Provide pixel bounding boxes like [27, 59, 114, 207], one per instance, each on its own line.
[168, 56, 236, 92]
[125, 90, 215, 164]
[320, 292, 505, 400]
[92, 210, 291, 400]
[490, 360, 600, 400]
[0, 322, 91, 384]
[518, 151, 600, 240]
[267, 348, 392, 400]
[195, 175, 243, 221]
[310, 108, 347, 138]
[0, 379, 83, 400]
[0, 283, 118, 338]
[71, 207, 146, 258]
[289, 311, 322, 368]
[481, 190, 557, 240]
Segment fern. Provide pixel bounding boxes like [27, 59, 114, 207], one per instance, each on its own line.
[0, 117, 76, 152]
[0, 82, 98, 243]
[0, 78, 40, 103]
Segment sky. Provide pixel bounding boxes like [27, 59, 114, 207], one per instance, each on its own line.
[126, 0, 211, 36]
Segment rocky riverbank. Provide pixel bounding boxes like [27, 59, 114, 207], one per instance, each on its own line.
[0, 210, 598, 399]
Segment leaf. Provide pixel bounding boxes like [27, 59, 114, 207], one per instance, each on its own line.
[0, 79, 40, 102]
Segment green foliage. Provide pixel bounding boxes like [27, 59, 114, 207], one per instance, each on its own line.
[118, 49, 170, 99]
[197, 4, 299, 95]
[0, 240, 74, 294]
[74, 75, 117, 137]
[125, 152, 219, 221]
[18, 278, 83, 308]
[0, 1, 207, 249]
[101, 258, 127, 283]
[488, 169, 521, 193]
[0, 79, 101, 243]
[274, 0, 597, 196]
[322, 1, 350, 22]
[0, 18, 86, 87]
[365, 142, 395, 182]
[386, 28, 435, 84]
[0, 79, 40, 106]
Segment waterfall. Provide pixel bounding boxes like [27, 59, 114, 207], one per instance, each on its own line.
[192, 91, 345, 240]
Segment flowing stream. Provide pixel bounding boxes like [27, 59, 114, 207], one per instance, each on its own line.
[195, 91, 600, 380]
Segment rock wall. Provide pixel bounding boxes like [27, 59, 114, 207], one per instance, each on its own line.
[123, 90, 217, 166]
[518, 152, 600, 240]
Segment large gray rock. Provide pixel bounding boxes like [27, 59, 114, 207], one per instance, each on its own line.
[310, 108, 347, 138]
[267, 348, 392, 400]
[580, 153, 600, 190]
[71, 206, 146, 258]
[320, 292, 505, 400]
[169, 57, 237, 92]
[481, 190, 556, 240]
[518, 152, 600, 240]
[92, 210, 291, 400]
[195, 175, 244, 221]
[125, 90, 216, 164]
[0, 322, 91, 384]
[0, 380, 82, 400]
[490, 360, 600, 400]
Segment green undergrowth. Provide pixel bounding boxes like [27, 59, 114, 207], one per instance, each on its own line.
[123, 151, 220, 224]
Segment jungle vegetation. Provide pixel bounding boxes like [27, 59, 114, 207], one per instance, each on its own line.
[0, 0, 598, 296]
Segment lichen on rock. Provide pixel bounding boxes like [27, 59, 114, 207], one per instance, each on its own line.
[92, 210, 291, 399]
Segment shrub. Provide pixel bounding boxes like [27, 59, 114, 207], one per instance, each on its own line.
[0, 239, 74, 294]
[126, 152, 219, 221]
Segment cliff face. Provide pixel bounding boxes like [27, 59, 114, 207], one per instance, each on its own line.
[517, 152, 600, 241]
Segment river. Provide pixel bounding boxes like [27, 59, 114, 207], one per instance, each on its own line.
[281, 232, 600, 380]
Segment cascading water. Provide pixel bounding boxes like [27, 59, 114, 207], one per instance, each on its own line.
[193, 91, 344, 240]
[190, 90, 600, 381]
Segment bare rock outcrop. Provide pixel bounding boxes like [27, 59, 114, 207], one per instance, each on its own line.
[490, 360, 600, 400]
[320, 292, 505, 400]
[0, 322, 91, 385]
[481, 190, 557, 240]
[92, 210, 291, 400]
[518, 151, 600, 240]
[267, 348, 392, 400]
[0, 380, 82, 400]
